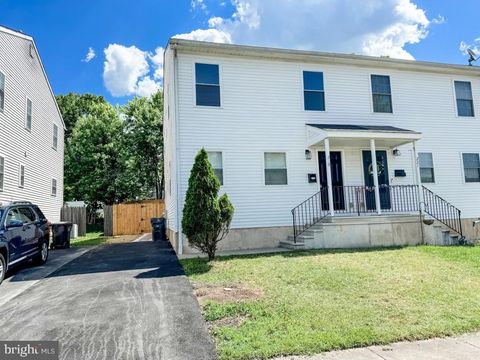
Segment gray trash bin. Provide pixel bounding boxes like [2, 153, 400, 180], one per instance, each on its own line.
[51, 222, 73, 249]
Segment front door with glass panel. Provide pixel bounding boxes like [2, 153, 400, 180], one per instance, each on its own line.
[362, 150, 391, 210]
[319, 151, 345, 211]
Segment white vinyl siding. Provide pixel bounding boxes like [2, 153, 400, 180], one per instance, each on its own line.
[18, 163, 25, 188]
[26, 97, 32, 130]
[51, 178, 57, 196]
[0, 28, 64, 221]
[207, 151, 223, 185]
[53, 123, 58, 150]
[419, 153, 435, 183]
[0, 71, 4, 111]
[264, 152, 287, 185]
[0, 156, 4, 191]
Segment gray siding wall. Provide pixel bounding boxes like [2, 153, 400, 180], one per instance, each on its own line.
[0, 29, 64, 221]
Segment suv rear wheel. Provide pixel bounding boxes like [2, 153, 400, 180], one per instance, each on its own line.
[33, 242, 48, 265]
[0, 252, 6, 285]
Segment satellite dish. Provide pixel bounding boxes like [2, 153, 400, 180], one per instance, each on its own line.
[467, 48, 479, 66]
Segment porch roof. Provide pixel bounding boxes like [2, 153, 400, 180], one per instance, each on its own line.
[306, 123, 422, 148]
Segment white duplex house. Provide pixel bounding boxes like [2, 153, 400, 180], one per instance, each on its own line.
[0, 26, 64, 221]
[164, 39, 480, 254]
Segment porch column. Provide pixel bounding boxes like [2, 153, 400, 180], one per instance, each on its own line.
[412, 141, 425, 208]
[324, 138, 335, 216]
[370, 139, 382, 215]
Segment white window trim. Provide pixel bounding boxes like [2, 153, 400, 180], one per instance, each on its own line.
[0, 154, 5, 192]
[418, 152, 435, 184]
[25, 96, 32, 131]
[0, 70, 5, 113]
[51, 178, 58, 196]
[369, 73, 394, 115]
[452, 79, 476, 118]
[460, 152, 480, 184]
[52, 122, 59, 150]
[192, 61, 223, 109]
[18, 163, 25, 188]
[206, 150, 225, 186]
[301, 69, 327, 113]
[263, 151, 289, 186]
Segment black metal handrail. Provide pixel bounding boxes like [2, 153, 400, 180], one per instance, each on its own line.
[422, 186, 463, 238]
[291, 188, 329, 243]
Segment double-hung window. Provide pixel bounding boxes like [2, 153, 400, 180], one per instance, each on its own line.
[53, 123, 58, 150]
[19, 164, 25, 188]
[0, 156, 4, 191]
[462, 153, 480, 183]
[195, 63, 220, 107]
[51, 178, 57, 196]
[0, 71, 5, 111]
[264, 152, 287, 185]
[26, 98, 32, 130]
[207, 151, 223, 185]
[303, 71, 325, 111]
[455, 81, 474, 117]
[371, 75, 393, 113]
[419, 153, 435, 183]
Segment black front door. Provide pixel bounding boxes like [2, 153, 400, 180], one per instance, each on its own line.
[362, 150, 391, 210]
[319, 151, 345, 210]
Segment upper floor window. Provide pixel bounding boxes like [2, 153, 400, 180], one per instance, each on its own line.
[371, 75, 392, 113]
[26, 98, 32, 130]
[53, 123, 58, 150]
[195, 63, 220, 107]
[207, 151, 223, 185]
[0, 71, 5, 112]
[19, 164, 25, 188]
[462, 153, 480, 183]
[419, 153, 435, 183]
[51, 178, 57, 196]
[303, 71, 325, 111]
[264, 152, 287, 185]
[455, 81, 474, 117]
[0, 156, 4, 191]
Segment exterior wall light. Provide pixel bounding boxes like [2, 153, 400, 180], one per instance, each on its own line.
[392, 149, 401, 157]
[305, 149, 312, 160]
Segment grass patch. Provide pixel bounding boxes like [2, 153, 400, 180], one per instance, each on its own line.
[71, 231, 108, 247]
[181, 246, 480, 360]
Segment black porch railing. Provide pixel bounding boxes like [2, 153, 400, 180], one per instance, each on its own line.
[422, 186, 463, 239]
[291, 185, 421, 242]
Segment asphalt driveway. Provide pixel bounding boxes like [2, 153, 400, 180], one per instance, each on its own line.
[0, 240, 216, 360]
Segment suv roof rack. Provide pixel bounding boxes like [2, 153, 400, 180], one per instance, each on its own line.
[11, 201, 33, 205]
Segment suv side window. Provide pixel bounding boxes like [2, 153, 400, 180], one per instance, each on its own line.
[17, 207, 36, 223]
[32, 206, 46, 221]
[6, 208, 21, 224]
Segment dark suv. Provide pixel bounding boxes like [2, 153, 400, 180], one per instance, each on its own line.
[0, 201, 50, 285]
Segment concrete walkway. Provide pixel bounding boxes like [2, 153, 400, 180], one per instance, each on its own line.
[274, 332, 480, 360]
[0, 241, 216, 360]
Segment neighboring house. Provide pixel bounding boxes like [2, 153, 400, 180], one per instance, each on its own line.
[0, 26, 64, 222]
[164, 39, 480, 254]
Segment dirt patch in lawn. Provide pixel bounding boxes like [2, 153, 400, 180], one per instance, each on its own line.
[193, 283, 263, 304]
[209, 314, 250, 329]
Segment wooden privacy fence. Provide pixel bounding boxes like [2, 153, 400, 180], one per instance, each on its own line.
[61, 206, 87, 237]
[104, 200, 165, 236]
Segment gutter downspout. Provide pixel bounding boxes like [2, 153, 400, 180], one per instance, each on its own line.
[412, 141, 425, 244]
[173, 45, 183, 255]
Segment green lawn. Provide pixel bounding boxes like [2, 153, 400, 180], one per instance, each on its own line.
[181, 246, 480, 360]
[70, 231, 109, 247]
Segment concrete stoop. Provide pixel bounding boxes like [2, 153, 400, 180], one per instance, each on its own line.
[281, 214, 465, 250]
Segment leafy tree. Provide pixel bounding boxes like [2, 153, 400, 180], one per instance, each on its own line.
[182, 149, 234, 261]
[56, 93, 107, 139]
[65, 102, 139, 206]
[123, 91, 164, 198]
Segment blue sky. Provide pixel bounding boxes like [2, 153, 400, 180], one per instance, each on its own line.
[1, 0, 479, 103]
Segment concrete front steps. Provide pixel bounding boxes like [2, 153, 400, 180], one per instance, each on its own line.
[280, 214, 464, 250]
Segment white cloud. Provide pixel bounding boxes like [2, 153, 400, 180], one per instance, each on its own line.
[103, 44, 162, 98]
[460, 39, 480, 57]
[82, 47, 96, 62]
[191, 0, 208, 13]
[176, 0, 436, 60]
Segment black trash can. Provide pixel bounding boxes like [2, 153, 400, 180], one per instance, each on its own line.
[151, 217, 166, 241]
[51, 222, 73, 249]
